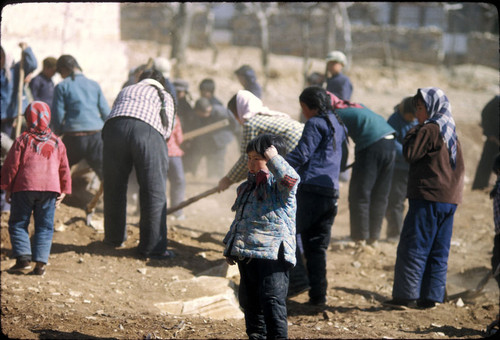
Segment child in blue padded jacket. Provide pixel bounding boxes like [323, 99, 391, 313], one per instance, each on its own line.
[223, 133, 299, 340]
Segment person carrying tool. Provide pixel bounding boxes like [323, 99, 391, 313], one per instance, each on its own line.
[102, 67, 176, 259]
[1, 42, 38, 139]
[217, 90, 304, 192]
[1, 101, 71, 276]
[182, 97, 237, 178]
[223, 133, 299, 340]
[385, 87, 465, 310]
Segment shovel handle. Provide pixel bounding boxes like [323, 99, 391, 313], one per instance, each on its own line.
[167, 186, 219, 215]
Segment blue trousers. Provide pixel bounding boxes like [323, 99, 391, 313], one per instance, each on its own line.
[102, 117, 169, 256]
[237, 257, 289, 340]
[392, 199, 456, 302]
[8, 191, 57, 263]
[349, 138, 395, 241]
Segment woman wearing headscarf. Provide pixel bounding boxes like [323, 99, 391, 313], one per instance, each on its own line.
[217, 90, 304, 192]
[385, 87, 465, 309]
[1, 101, 71, 276]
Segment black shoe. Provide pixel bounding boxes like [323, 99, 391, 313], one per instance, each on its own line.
[8, 260, 31, 273]
[103, 239, 125, 248]
[28, 265, 46, 276]
[287, 284, 310, 298]
[417, 299, 436, 309]
[149, 250, 176, 260]
[308, 296, 327, 306]
[383, 298, 417, 310]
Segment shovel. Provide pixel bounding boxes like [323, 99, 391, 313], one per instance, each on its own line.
[86, 183, 104, 227]
[447, 270, 493, 301]
[167, 186, 219, 216]
[15, 44, 25, 138]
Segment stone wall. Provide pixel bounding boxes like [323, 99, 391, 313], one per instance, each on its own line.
[118, 4, 498, 70]
[230, 14, 498, 70]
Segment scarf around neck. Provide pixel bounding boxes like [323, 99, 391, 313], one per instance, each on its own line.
[22, 101, 58, 158]
[232, 169, 270, 211]
[417, 87, 458, 169]
[327, 91, 364, 110]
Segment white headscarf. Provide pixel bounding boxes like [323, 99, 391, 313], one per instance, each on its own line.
[235, 90, 290, 122]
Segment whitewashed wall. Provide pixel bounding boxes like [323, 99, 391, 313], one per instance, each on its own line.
[1, 2, 129, 105]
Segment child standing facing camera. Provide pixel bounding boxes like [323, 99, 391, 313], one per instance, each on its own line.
[1, 101, 72, 276]
[223, 133, 299, 339]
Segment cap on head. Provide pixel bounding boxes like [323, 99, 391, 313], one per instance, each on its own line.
[325, 50, 347, 66]
[153, 57, 171, 78]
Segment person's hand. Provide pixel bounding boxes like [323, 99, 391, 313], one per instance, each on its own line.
[264, 145, 278, 161]
[24, 73, 33, 84]
[217, 176, 232, 192]
[56, 193, 66, 207]
[225, 256, 236, 265]
[5, 191, 11, 204]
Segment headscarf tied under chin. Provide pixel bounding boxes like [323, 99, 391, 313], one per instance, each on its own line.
[232, 170, 270, 211]
[235, 90, 290, 122]
[22, 101, 58, 158]
[417, 87, 458, 169]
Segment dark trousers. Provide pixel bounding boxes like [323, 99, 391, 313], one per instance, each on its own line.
[102, 117, 169, 256]
[493, 234, 500, 289]
[385, 169, 409, 238]
[63, 132, 104, 180]
[294, 188, 337, 302]
[392, 199, 456, 303]
[472, 139, 498, 190]
[349, 138, 395, 241]
[238, 257, 289, 340]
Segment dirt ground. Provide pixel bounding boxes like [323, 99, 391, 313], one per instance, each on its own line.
[1, 45, 499, 339]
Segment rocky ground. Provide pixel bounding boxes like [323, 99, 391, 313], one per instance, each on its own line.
[1, 45, 499, 339]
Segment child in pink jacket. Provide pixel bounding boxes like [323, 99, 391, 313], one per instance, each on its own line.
[1, 101, 72, 276]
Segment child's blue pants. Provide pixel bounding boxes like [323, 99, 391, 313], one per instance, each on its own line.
[9, 191, 57, 264]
